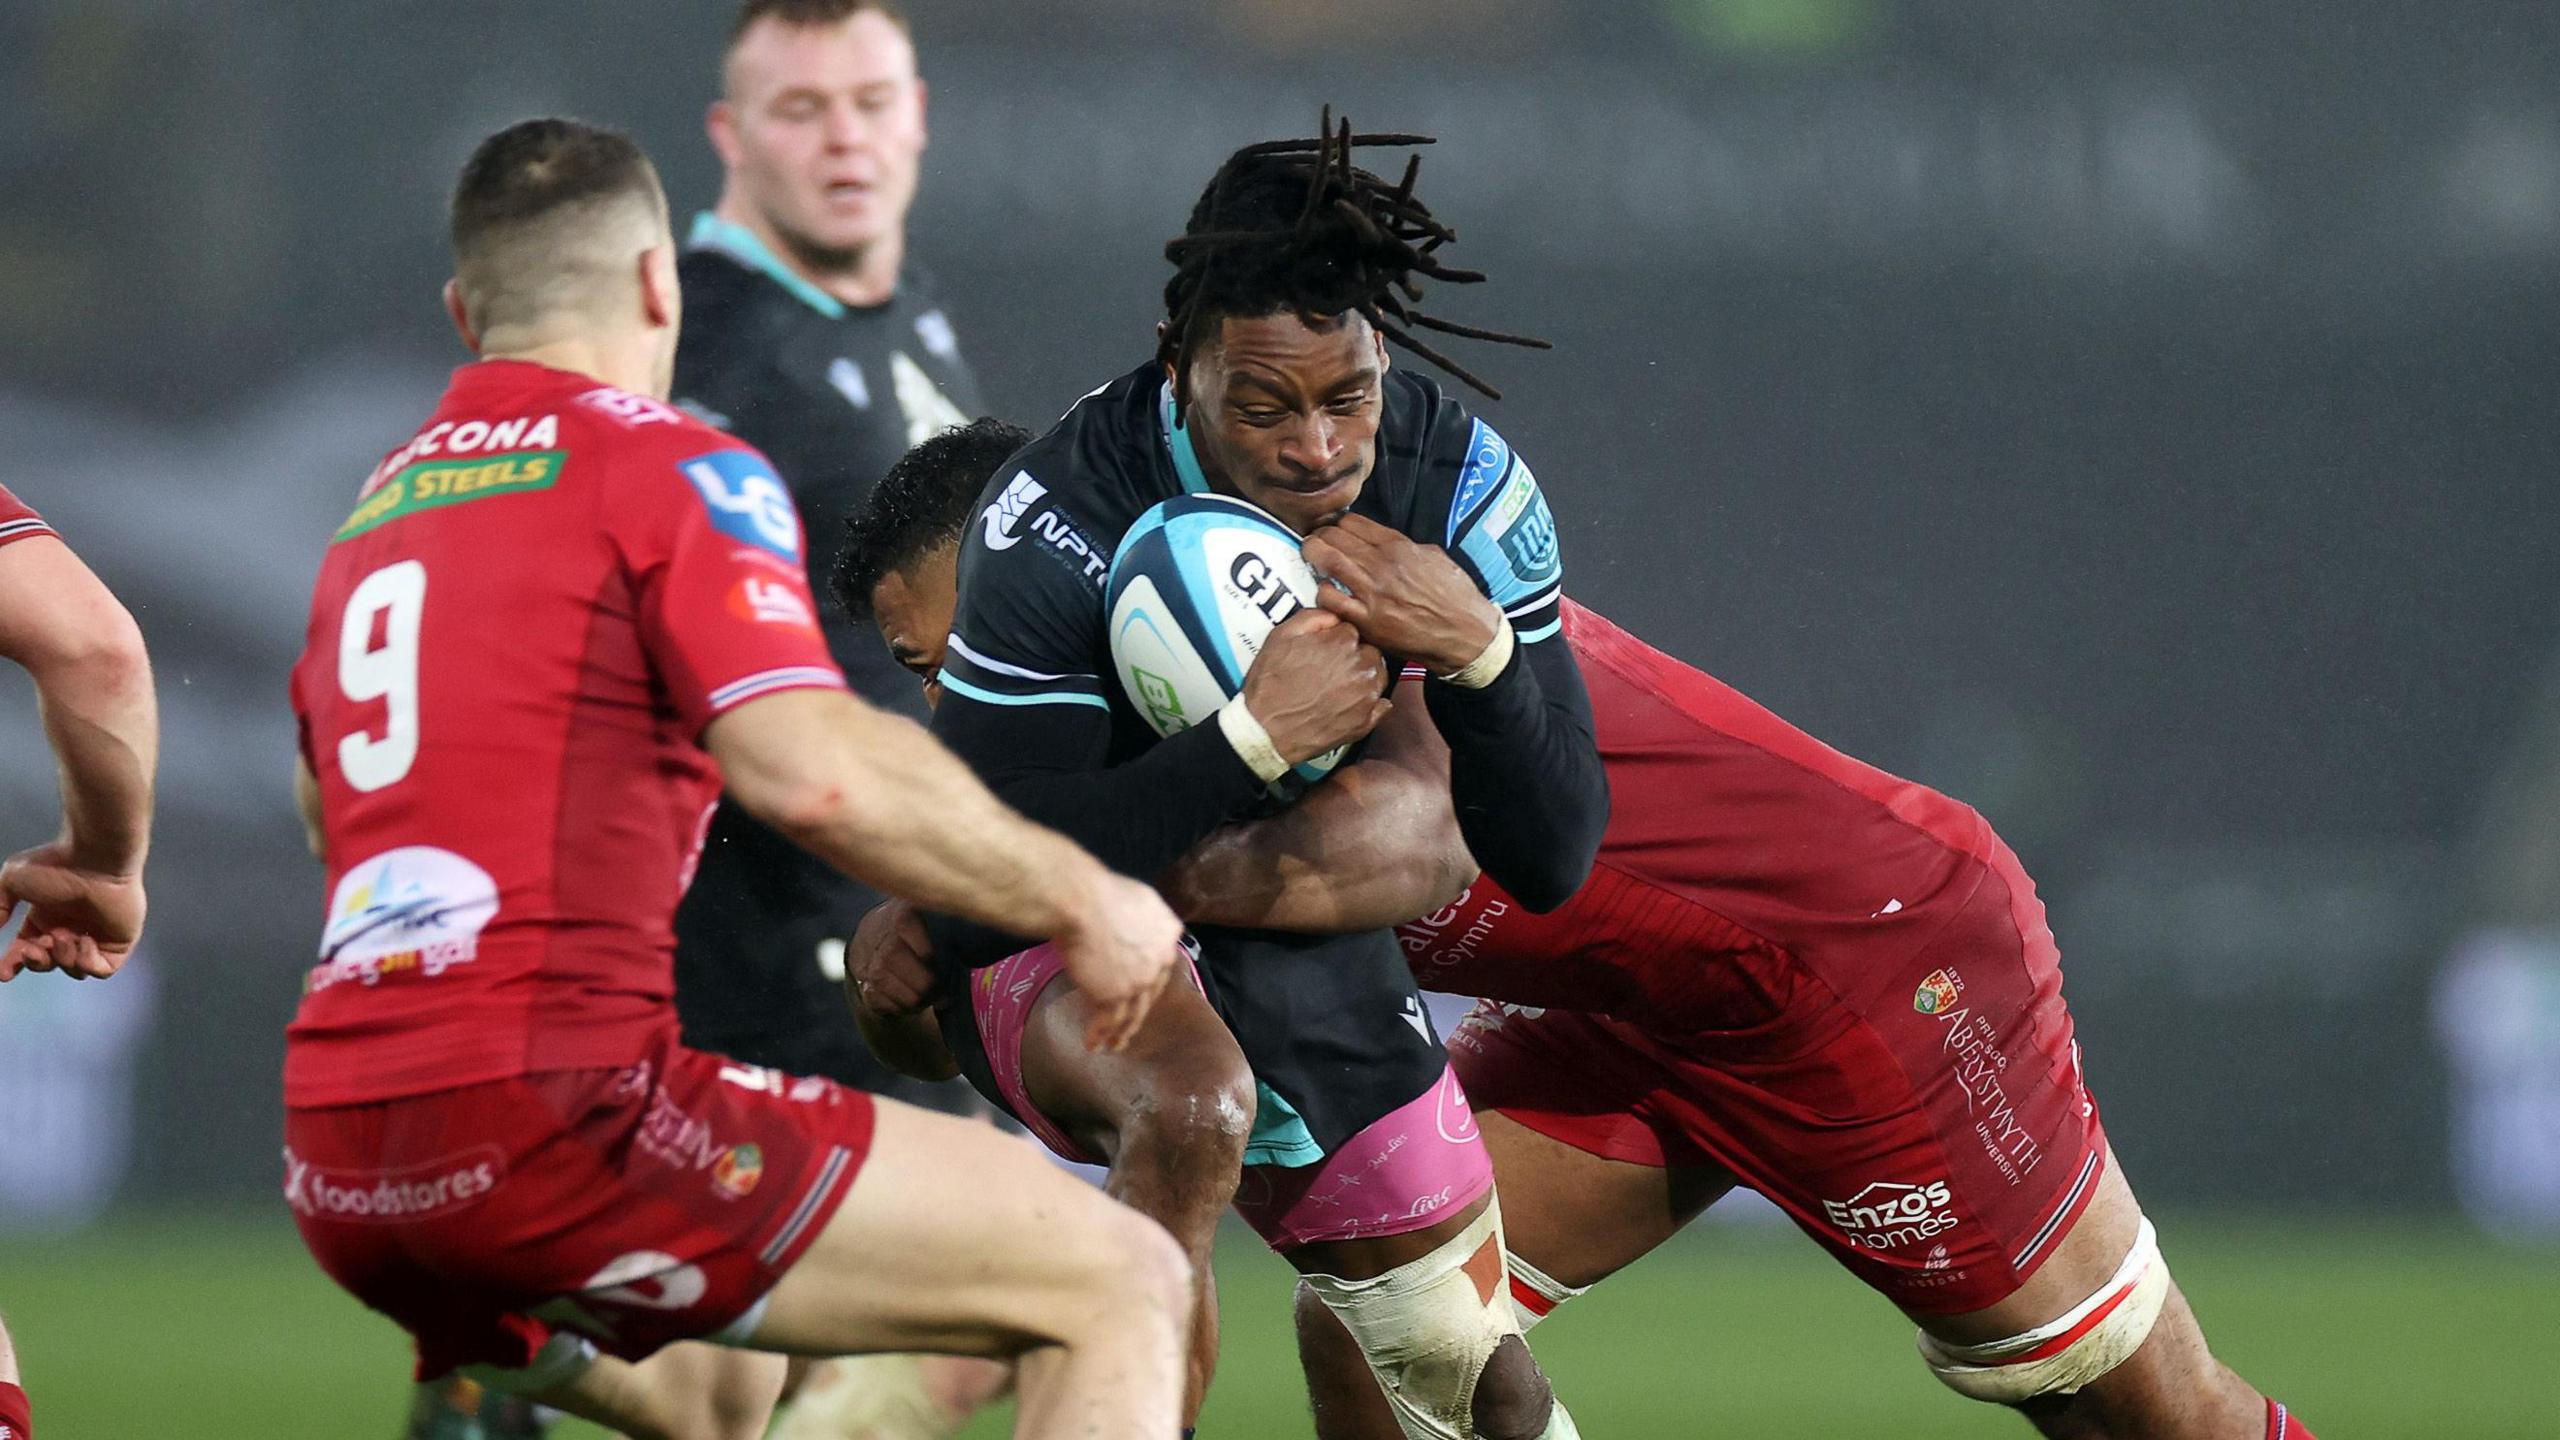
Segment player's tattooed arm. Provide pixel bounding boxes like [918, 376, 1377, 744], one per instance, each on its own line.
[0, 533, 156, 981]
[708, 688, 1180, 1051]
[1161, 686, 1478, 933]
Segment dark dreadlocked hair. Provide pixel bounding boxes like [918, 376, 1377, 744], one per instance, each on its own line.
[833, 417, 1034, 619]
[1159, 107, 1548, 420]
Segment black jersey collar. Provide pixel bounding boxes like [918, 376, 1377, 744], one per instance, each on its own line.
[687, 211, 850, 320]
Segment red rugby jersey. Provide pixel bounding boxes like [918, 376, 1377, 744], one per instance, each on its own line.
[1398, 600, 2050, 1030]
[286, 360, 847, 1105]
[0, 484, 56, 550]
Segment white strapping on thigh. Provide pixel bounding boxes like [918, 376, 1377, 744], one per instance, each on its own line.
[1915, 1216, 2169, 1404]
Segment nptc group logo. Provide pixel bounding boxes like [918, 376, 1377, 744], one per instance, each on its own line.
[1914, 967, 1964, 1016]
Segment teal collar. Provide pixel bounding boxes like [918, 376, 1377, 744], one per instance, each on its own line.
[1156, 381, 1212, 495]
[687, 211, 846, 319]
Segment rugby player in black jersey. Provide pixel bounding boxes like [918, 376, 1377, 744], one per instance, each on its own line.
[846, 117, 1607, 1440]
[407, 5, 998, 1438]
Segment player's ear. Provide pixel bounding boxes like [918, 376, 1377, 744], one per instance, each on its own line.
[640, 245, 680, 330]
[706, 99, 741, 168]
[914, 77, 929, 150]
[442, 279, 481, 355]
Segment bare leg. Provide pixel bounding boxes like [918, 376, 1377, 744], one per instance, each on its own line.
[1296, 1111, 1732, 1440]
[746, 1099, 1190, 1439]
[526, 1342, 787, 1440]
[1021, 973, 1253, 1427]
[1913, 1147, 2278, 1440]
[769, 1352, 1012, 1440]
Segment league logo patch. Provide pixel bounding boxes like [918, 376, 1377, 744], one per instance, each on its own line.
[1914, 968, 1964, 1016]
[680, 450, 801, 561]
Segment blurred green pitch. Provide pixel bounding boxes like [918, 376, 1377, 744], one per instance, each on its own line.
[3, 1211, 2550, 1437]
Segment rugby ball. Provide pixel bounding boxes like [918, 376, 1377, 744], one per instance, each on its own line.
[1106, 494, 1348, 798]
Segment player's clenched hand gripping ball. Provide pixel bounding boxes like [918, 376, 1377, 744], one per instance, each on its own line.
[1108, 496, 1390, 798]
[1300, 512, 1505, 676]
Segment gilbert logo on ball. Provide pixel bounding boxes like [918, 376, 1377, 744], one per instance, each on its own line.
[1106, 494, 1355, 798]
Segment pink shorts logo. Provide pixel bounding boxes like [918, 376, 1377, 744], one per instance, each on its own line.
[1434, 1067, 1481, 1145]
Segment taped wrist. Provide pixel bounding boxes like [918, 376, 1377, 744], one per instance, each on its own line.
[1436, 616, 1518, 690]
[1299, 1196, 1543, 1440]
[1217, 696, 1292, 784]
[1916, 1216, 2169, 1404]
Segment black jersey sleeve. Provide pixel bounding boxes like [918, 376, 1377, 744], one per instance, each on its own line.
[924, 457, 1268, 969]
[1417, 413, 1609, 912]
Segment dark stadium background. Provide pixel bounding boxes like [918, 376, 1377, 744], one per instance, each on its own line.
[1, 1, 2554, 1435]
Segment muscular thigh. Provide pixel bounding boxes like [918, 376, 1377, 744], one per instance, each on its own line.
[747, 1098, 1151, 1359]
[1480, 1111, 1733, 1289]
[1445, 1000, 1735, 1288]
[1021, 970, 1247, 1164]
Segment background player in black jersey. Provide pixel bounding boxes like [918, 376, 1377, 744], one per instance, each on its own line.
[860, 119, 1609, 1440]
[678, 6, 1009, 1440]
[674, 0, 983, 1108]
[405, 5, 999, 1439]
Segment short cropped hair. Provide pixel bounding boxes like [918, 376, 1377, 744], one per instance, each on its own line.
[834, 418, 1034, 619]
[448, 118, 667, 332]
[730, 0, 908, 48]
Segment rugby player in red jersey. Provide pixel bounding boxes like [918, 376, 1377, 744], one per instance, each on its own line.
[0, 483, 160, 1440]
[285, 119, 1189, 1440]
[842, 435, 2319, 1440]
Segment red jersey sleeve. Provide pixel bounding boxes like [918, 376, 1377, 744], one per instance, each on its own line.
[0, 483, 56, 550]
[624, 441, 848, 733]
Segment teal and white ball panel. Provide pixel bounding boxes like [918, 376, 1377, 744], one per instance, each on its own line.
[1109, 573, 1239, 738]
[1106, 494, 1349, 794]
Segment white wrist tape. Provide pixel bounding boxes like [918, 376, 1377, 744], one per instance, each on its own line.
[1436, 616, 1517, 690]
[1217, 697, 1292, 785]
[1916, 1215, 2169, 1404]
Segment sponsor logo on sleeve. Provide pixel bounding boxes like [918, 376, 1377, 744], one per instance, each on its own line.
[680, 449, 802, 561]
[1488, 465, 1560, 586]
[309, 846, 500, 992]
[1823, 1179, 1960, 1250]
[729, 575, 818, 631]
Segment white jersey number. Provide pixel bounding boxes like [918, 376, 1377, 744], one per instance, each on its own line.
[336, 559, 426, 793]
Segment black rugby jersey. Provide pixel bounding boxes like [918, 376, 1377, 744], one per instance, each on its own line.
[669, 211, 987, 1097]
[928, 360, 1607, 1161]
